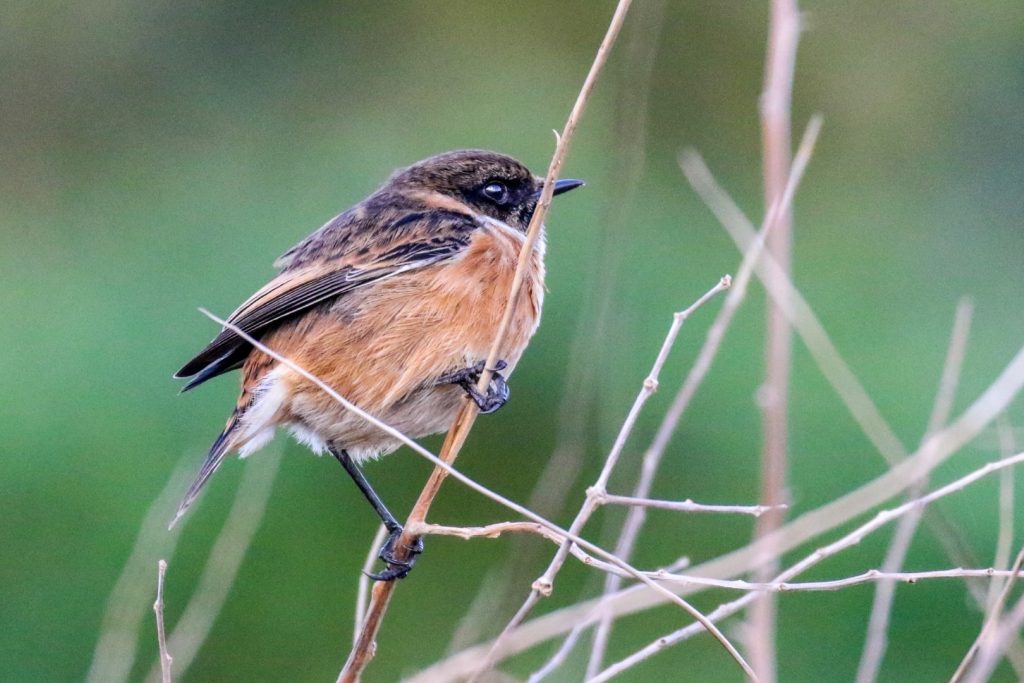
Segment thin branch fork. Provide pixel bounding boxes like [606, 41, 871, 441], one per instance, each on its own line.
[588, 450, 1024, 682]
[579, 115, 823, 681]
[408, 520, 1024, 594]
[476, 276, 736, 680]
[409, 264, 1024, 683]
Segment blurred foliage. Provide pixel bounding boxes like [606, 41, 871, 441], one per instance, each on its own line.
[2, 1, 1023, 681]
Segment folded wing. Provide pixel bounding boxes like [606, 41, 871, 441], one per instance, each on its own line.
[175, 212, 476, 391]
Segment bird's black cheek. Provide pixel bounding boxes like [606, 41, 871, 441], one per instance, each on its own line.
[518, 202, 538, 231]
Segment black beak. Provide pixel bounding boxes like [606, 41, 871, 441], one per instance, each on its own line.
[552, 178, 585, 196]
[534, 178, 585, 199]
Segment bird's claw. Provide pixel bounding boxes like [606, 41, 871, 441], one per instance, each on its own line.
[438, 360, 510, 414]
[366, 527, 424, 582]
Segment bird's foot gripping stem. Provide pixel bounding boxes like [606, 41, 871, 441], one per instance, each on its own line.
[439, 360, 510, 414]
[366, 526, 425, 582]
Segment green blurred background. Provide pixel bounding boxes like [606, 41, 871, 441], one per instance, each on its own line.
[2, 1, 1023, 681]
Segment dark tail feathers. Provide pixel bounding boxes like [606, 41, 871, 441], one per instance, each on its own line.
[170, 413, 241, 528]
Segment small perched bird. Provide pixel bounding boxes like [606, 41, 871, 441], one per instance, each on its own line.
[174, 149, 583, 579]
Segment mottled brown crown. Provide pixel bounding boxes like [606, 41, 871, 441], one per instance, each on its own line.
[386, 149, 544, 231]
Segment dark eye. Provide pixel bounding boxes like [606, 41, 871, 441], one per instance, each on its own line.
[482, 181, 509, 204]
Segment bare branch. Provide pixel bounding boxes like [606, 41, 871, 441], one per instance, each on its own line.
[750, 0, 802, 678]
[584, 115, 823, 678]
[598, 493, 784, 517]
[477, 277, 738, 681]
[154, 560, 172, 683]
[590, 451, 1024, 682]
[409, 338, 1024, 683]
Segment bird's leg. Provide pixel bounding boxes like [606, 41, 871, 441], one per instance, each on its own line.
[437, 359, 510, 414]
[328, 442, 423, 581]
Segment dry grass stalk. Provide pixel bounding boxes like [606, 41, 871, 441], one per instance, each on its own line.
[750, 1, 802, 680]
[154, 560, 172, 683]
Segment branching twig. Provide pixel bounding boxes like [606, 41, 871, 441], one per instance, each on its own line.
[154, 560, 172, 683]
[590, 450, 1024, 682]
[409, 338, 1024, 683]
[411, 519, 1024, 594]
[477, 276, 735, 680]
[583, 116, 823, 679]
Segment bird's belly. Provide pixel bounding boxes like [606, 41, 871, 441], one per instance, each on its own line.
[285, 383, 465, 462]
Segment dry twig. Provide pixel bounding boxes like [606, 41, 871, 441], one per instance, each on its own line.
[477, 276, 736, 680]
[750, 2, 801, 680]
[154, 560, 172, 683]
[411, 356, 1024, 683]
[951, 547, 1024, 682]
[582, 116, 823, 679]
[590, 450, 1024, 682]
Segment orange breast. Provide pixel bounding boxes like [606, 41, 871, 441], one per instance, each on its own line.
[242, 224, 545, 453]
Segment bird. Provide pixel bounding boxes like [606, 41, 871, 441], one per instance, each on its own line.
[173, 149, 584, 579]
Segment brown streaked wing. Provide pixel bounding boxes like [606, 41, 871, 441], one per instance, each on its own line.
[175, 227, 474, 390]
